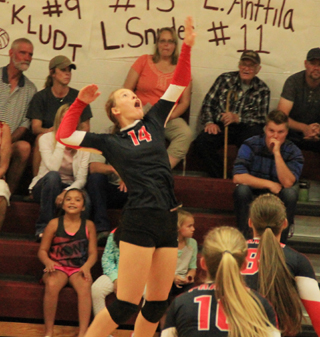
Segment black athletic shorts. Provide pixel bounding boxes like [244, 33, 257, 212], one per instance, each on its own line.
[120, 208, 178, 248]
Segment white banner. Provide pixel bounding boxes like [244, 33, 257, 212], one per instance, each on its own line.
[1, 0, 320, 132]
[0, 0, 317, 65]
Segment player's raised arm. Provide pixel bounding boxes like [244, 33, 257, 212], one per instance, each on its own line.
[184, 16, 196, 47]
[170, 16, 195, 89]
[78, 84, 101, 105]
[161, 17, 195, 125]
[55, 85, 101, 148]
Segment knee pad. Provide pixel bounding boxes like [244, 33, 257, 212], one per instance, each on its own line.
[108, 299, 139, 325]
[141, 299, 169, 323]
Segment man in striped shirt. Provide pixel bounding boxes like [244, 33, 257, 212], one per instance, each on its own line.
[0, 38, 37, 193]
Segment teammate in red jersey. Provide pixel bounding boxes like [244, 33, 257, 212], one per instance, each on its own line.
[162, 226, 280, 337]
[242, 193, 320, 336]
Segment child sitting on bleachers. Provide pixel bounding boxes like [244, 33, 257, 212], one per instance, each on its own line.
[38, 188, 97, 337]
[170, 209, 197, 297]
[91, 227, 120, 316]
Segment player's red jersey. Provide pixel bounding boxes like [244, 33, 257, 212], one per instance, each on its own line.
[56, 43, 191, 212]
[162, 282, 280, 337]
[242, 239, 320, 336]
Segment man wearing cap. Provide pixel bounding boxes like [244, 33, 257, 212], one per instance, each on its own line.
[194, 50, 270, 178]
[0, 37, 37, 193]
[27, 55, 92, 175]
[277, 47, 320, 151]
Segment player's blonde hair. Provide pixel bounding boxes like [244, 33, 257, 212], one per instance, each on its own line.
[202, 226, 278, 337]
[249, 194, 302, 335]
[105, 90, 121, 134]
[177, 209, 193, 229]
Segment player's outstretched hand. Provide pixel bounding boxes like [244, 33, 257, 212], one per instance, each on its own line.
[78, 84, 101, 104]
[184, 16, 196, 47]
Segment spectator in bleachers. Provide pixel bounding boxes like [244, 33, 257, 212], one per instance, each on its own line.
[0, 37, 36, 193]
[233, 110, 303, 243]
[242, 194, 320, 336]
[29, 104, 90, 241]
[0, 122, 12, 229]
[86, 153, 127, 246]
[38, 188, 97, 337]
[124, 27, 193, 169]
[278, 47, 320, 152]
[161, 226, 280, 337]
[194, 50, 270, 178]
[91, 227, 120, 316]
[27, 55, 92, 176]
[170, 209, 197, 297]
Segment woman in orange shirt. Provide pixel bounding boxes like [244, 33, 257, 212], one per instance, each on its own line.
[124, 27, 193, 169]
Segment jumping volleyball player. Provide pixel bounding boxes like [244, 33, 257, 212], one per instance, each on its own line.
[55, 17, 195, 337]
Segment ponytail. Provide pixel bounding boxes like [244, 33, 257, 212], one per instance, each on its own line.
[250, 194, 303, 335]
[203, 227, 277, 337]
[105, 90, 121, 134]
[258, 228, 302, 335]
[44, 69, 55, 88]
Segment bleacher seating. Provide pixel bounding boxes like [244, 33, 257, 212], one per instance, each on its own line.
[0, 147, 319, 336]
[0, 174, 237, 322]
[182, 143, 320, 181]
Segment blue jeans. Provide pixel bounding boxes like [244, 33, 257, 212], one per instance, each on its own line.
[86, 173, 128, 233]
[233, 183, 299, 244]
[32, 171, 90, 235]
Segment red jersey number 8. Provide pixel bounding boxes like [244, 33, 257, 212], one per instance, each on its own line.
[242, 248, 259, 275]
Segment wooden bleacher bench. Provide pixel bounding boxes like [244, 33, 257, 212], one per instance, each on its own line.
[0, 176, 236, 324]
[1, 129, 319, 336]
[174, 176, 235, 211]
[180, 142, 320, 182]
[4, 145, 319, 327]
[3, 176, 236, 236]
[0, 238, 139, 323]
[300, 150, 320, 181]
